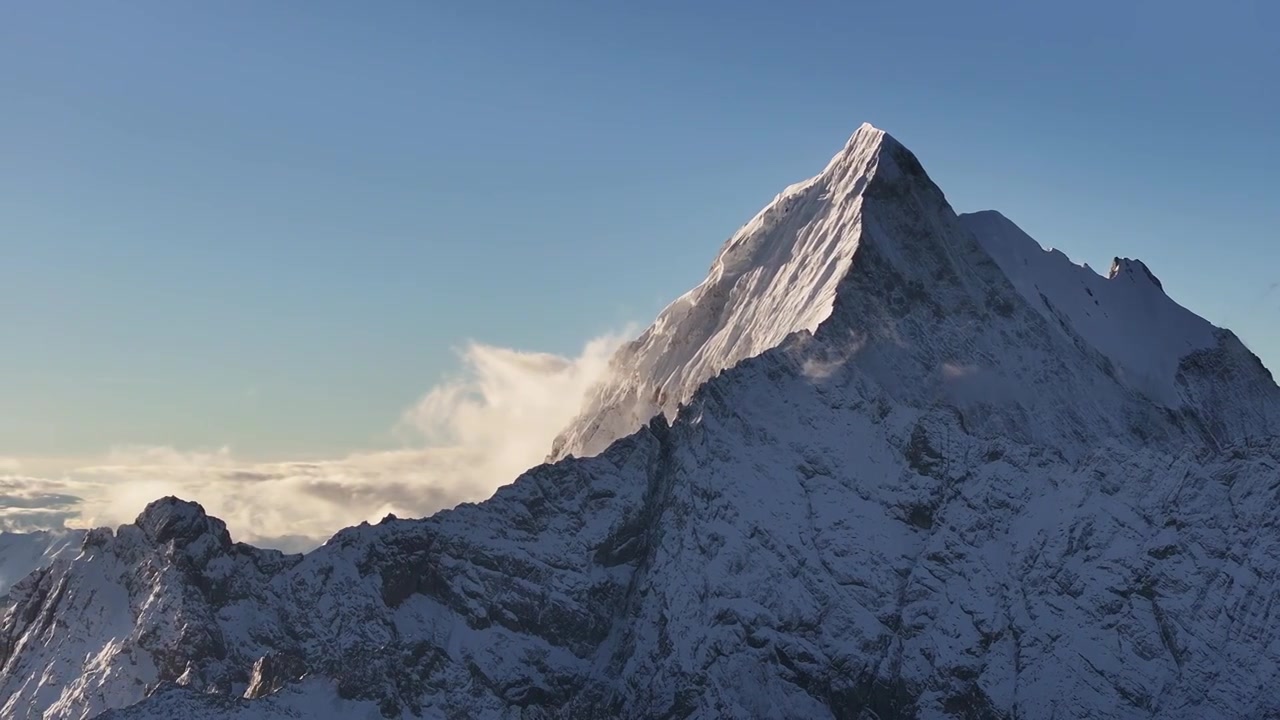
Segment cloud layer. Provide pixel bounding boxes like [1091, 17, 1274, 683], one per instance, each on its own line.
[2, 332, 627, 552]
[0, 475, 85, 532]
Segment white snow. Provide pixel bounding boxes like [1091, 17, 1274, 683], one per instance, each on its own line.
[960, 209, 1218, 405]
[1, 545, 158, 720]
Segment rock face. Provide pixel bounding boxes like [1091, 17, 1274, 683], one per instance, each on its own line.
[3, 124, 1279, 720]
[0, 498, 302, 717]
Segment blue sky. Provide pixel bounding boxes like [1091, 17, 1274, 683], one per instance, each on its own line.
[3, 0, 1278, 464]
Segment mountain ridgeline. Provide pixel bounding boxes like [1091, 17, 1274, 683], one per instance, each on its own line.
[3, 124, 1279, 719]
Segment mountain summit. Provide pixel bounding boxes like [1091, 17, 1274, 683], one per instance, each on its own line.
[553, 122, 1276, 461]
[551, 123, 908, 460]
[4, 124, 1279, 720]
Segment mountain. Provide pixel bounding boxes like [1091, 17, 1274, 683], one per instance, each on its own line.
[0, 530, 85, 597]
[550, 125, 893, 462]
[959, 209, 1278, 441]
[4, 123, 1279, 720]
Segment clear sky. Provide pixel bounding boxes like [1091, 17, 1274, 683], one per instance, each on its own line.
[3, 0, 1278, 466]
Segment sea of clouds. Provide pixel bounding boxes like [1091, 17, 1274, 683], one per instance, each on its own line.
[0, 331, 630, 552]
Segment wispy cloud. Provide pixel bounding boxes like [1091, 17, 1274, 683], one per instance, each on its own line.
[0, 476, 85, 532]
[4, 331, 629, 552]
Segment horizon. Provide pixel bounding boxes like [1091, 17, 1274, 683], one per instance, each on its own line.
[2, 1, 1277, 546]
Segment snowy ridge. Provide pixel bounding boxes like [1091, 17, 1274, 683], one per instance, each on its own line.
[959, 210, 1216, 405]
[3, 123, 1280, 720]
[961, 209, 1279, 444]
[0, 530, 84, 597]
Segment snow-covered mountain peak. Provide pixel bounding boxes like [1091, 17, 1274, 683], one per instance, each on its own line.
[550, 122, 917, 460]
[1108, 256, 1164, 290]
[135, 496, 231, 549]
[821, 122, 891, 178]
[555, 125, 1278, 463]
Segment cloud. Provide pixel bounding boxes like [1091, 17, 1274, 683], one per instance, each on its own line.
[399, 333, 629, 477]
[7, 330, 629, 551]
[0, 476, 86, 532]
[0, 510, 82, 533]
